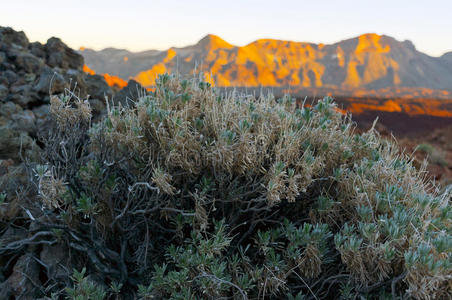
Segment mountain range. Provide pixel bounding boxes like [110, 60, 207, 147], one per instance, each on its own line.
[80, 33, 452, 93]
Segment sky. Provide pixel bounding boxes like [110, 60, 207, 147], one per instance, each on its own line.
[1, 0, 452, 57]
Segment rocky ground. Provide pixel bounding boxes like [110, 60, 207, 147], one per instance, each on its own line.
[0, 26, 145, 298]
[0, 26, 145, 163]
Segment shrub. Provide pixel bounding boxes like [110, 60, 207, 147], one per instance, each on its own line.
[417, 143, 448, 167]
[65, 267, 106, 300]
[417, 143, 434, 155]
[1, 74, 450, 299]
[0, 192, 6, 205]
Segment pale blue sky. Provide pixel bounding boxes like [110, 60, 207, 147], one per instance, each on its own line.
[1, 0, 451, 57]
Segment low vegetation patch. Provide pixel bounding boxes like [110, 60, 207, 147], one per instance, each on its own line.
[0, 74, 450, 299]
[417, 143, 448, 167]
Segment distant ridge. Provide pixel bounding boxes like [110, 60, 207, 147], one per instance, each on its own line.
[80, 33, 452, 92]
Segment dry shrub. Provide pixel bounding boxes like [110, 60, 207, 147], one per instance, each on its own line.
[0, 74, 450, 299]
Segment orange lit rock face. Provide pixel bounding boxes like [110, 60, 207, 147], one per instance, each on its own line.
[129, 33, 410, 89]
[134, 64, 167, 87]
[82, 33, 452, 92]
[131, 36, 329, 88]
[83, 64, 95, 75]
[338, 97, 452, 117]
[133, 49, 177, 86]
[83, 64, 127, 89]
[103, 73, 128, 89]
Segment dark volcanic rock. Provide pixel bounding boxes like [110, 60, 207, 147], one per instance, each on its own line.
[0, 51, 5, 64]
[2, 70, 18, 85]
[45, 37, 84, 70]
[29, 41, 46, 58]
[0, 25, 134, 166]
[4, 44, 24, 60]
[33, 66, 66, 94]
[0, 102, 20, 122]
[32, 104, 51, 130]
[0, 27, 29, 48]
[64, 68, 87, 94]
[0, 126, 35, 160]
[0, 254, 41, 300]
[9, 84, 40, 107]
[0, 101, 38, 156]
[10, 109, 36, 134]
[14, 52, 44, 73]
[113, 79, 144, 106]
[0, 26, 132, 116]
[0, 25, 142, 167]
[0, 84, 7, 100]
[0, 26, 126, 115]
[86, 74, 113, 100]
